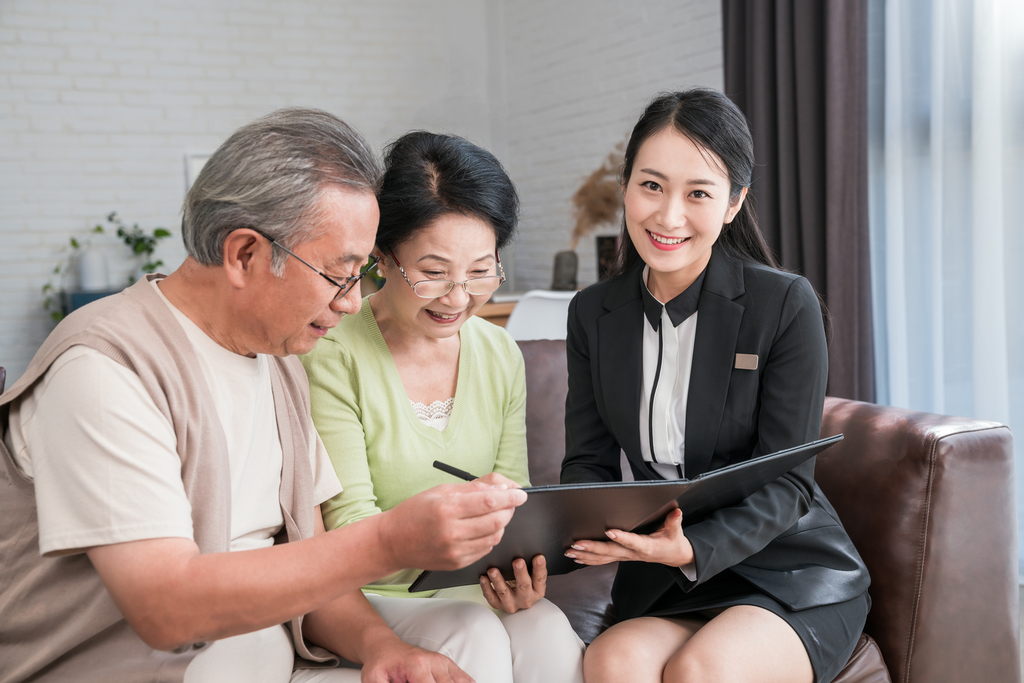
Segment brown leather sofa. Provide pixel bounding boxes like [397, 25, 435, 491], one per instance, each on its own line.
[518, 340, 1020, 683]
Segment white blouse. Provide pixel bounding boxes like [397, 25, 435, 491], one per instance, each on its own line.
[638, 265, 707, 481]
[638, 265, 706, 579]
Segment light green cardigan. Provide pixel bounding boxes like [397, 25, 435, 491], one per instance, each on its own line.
[301, 298, 530, 597]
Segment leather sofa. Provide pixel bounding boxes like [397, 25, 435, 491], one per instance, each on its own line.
[517, 340, 1020, 683]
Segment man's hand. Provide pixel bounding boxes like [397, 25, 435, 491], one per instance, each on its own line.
[473, 472, 521, 489]
[480, 554, 547, 614]
[360, 638, 474, 683]
[563, 508, 693, 567]
[378, 482, 527, 571]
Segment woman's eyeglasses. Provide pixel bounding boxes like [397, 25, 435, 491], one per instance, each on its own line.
[388, 249, 505, 299]
[255, 230, 379, 301]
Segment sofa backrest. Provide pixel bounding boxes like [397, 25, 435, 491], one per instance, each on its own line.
[519, 340, 568, 486]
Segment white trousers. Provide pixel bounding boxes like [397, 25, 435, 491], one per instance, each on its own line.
[291, 585, 585, 683]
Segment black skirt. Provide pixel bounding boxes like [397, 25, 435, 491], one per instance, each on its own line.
[642, 570, 870, 683]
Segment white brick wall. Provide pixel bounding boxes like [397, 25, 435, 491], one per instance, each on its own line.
[0, 0, 495, 383]
[0, 0, 723, 383]
[497, 0, 723, 290]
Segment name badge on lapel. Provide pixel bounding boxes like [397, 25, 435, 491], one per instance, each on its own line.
[734, 353, 758, 370]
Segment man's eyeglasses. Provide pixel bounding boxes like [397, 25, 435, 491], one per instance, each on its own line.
[388, 249, 505, 299]
[255, 230, 379, 301]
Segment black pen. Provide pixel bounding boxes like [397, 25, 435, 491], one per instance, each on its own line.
[433, 460, 477, 481]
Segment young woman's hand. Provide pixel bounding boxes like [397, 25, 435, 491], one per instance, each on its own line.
[564, 508, 694, 568]
[479, 554, 547, 613]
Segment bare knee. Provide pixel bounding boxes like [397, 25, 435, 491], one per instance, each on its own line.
[665, 648, 730, 683]
[583, 637, 639, 683]
[584, 624, 667, 683]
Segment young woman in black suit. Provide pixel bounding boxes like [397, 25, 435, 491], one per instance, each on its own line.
[561, 89, 871, 683]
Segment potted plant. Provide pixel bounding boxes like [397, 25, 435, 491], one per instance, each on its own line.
[41, 224, 106, 322]
[107, 211, 172, 281]
[42, 212, 172, 321]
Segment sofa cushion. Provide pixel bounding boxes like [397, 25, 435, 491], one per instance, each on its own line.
[545, 563, 618, 645]
[833, 634, 891, 683]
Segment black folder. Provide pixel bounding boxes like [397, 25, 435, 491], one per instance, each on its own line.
[408, 435, 843, 592]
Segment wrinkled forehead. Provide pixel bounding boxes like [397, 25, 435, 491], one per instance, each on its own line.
[309, 186, 379, 263]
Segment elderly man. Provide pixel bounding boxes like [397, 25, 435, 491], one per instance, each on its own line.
[0, 109, 526, 683]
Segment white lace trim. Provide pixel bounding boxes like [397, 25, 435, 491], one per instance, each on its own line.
[410, 397, 454, 431]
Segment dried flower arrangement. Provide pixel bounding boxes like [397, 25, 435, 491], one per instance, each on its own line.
[569, 142, 625, 250]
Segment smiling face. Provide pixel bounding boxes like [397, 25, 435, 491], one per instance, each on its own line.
[252, 185, 379, 356]
[623, 125, 746, 300]
[376, 212, 499, 340]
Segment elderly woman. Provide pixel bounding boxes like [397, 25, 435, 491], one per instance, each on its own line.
[301, 131, 584, 683]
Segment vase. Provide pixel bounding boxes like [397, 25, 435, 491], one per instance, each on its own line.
[551, 251, 578, 290]
[596, 235, 619, 281]
[78, 247, 109, 291]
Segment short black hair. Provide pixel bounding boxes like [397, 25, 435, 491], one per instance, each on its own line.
[375, 131, 519, 254]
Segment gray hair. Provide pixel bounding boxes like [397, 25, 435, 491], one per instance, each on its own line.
[182, 108, 383, 275]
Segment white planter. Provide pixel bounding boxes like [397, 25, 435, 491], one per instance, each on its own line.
[78, 247, 109, 291]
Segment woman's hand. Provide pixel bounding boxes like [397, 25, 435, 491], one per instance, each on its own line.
[479, 554, 547, 613]
[564, 508, 694, 567]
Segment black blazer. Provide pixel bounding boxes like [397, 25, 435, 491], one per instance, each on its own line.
[561, 248, 869, 618]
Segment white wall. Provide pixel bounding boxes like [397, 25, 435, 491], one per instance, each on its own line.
[0, 0, 495, 382]
[0, 0, 724, 383]
[498, 0, 723, 290]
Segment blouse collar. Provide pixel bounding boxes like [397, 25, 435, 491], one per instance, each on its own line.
[640, 264, 707, 331]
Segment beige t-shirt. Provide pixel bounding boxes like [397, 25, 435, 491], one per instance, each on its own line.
[4, 280, 342, 682]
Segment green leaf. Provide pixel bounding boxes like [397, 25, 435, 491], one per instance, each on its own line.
[153, 228, 171, 238]
[134, 242, 147, 254]
[42, 283, 53, 294]
[70, 237, 80, 249]
[92, 225, 104, 233]
[50, 311, 64, 322]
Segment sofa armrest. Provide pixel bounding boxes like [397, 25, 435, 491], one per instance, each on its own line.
[817, 397, 1019, 683]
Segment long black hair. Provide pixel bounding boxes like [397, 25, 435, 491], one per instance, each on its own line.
[612, 88, 778, 276]
[376, 131, 518, 254]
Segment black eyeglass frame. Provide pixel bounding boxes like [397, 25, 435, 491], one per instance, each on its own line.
[387, 248, 506, 299]
[254, 229, 380, 301]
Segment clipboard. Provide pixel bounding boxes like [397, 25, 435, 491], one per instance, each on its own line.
[408, 434, 843, 592]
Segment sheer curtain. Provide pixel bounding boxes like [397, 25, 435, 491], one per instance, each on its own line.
[868, 0, 1024, 575]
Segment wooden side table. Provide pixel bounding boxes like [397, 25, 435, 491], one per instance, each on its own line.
[476, 301, 517, 328]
